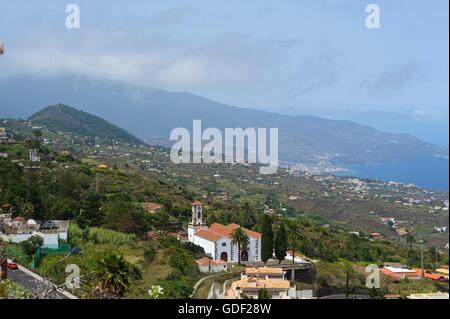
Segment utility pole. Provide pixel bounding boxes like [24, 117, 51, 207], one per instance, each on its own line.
[434, 248, 438, 271]
[420, 244, 424, 271]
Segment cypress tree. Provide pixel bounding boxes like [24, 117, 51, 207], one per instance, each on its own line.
[275, 223, 288, 264]
[261, 215, 274, 263]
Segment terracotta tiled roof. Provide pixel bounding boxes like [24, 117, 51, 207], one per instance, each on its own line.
[195, 228, 224, 241]
[141, 203, 162, 212]
[212, 223, 261, 239]
[195, 257, 227, 266]
[192, 200, 203, 205]
[208, 223, 232, 235]
[231, 277, 290, 290]
[380, 267, 420, 278]
[195, 223, 261, 242]
[371, 232, 382, 237]
[412, 268, 449, 281]
[246, 267, 283, 275]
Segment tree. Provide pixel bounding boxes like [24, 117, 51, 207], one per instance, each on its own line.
[28, 235, 43, 250]
[0, 243, 7, 281]
[161, 248, 199, 299]
[236, 202, 257, 229]
[231, 227, 250, 265]
[368, 287, 384, 299]
[274, 223, 287, 264]
[102, 200, 147, 235]
[258, 288, 272, 299]
[79, 191, 103, 226]
[93, 253, 141, 298]
[20, 235, 43, 258]
[169, 248, 198, 276]
[428, 246, 438, 271]
[265, 192, 279, 209]
[286, 221, 302, 263]
[21, 203, 35, 220]
[160, 272, 195, 299]
[406, 234, 416, 264]
[339, 261, 354, 299]
[32, 129, 42, 140]
[180, 242, 205, 257]
[0, 280, 28, 299]
[261, 215, 274, 263]
[143, 242, 157, 263]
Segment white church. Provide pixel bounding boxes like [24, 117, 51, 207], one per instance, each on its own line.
[188, 201, 261, 263]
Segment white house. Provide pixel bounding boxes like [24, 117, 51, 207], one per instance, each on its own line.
[0, 217, 69, 249]
[285, 250, 311, 264]
[195, 257, 228, 273]
[188, 201, 261, 263]
[229, 275, 291, 299]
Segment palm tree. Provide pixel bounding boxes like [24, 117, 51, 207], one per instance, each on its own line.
[339, 261, 354, 299]
[286, 221, 302, 263]
[231, 226, 250, 265]
[93, 253, 141, 298]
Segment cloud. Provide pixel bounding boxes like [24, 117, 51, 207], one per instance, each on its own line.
[1, 29, 281, 98]
[157, 56, 207, 86]
[361, 62, 424, 91]
[283, 54, 341, 101]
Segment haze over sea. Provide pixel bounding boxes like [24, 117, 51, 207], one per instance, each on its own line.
[336, 159, 449, 191]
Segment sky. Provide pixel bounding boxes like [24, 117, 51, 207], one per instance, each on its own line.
[0, 0, 449, 145]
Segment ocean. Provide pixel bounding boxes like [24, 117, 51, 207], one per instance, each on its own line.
[336, 159, 449, 191]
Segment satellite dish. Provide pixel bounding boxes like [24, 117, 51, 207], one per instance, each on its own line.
[0, 44, 4, 55]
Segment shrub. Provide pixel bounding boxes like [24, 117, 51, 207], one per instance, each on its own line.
[143, 242, 157, 263]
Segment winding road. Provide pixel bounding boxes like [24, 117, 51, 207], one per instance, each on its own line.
[5, 265, 77, 299]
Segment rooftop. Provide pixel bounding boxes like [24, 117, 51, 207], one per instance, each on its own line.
[245, 266, 284, 275]
[384, 266, 417, 274]
[408, 293, 449, 300]
[141, 203, 162, 212]
[231, 277, 291, 291]
[195, 223, 261, 242]
[195, 257, 227, 266]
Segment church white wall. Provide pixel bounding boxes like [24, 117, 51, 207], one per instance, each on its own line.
[190, 234, 261, 263]
[194, 236, 216, 258]
[228, 237, 261, 262]
[215, 237, 231, 261]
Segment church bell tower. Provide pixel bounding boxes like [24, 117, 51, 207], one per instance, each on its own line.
[188, 201, 207, 243]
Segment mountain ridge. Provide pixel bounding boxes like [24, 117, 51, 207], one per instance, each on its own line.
[29, 103, 146, 146]
[1, 76, 447, 165]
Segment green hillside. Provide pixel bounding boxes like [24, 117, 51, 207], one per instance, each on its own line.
[29, 103, 146, 146]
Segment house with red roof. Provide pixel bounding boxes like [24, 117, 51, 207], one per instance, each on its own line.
[141, 203, 162, 214]
[195, 257, 228, 273]
[380, 266, 421, 280]
[412, 269, 449, 282]
[188, 201, 261, 263]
